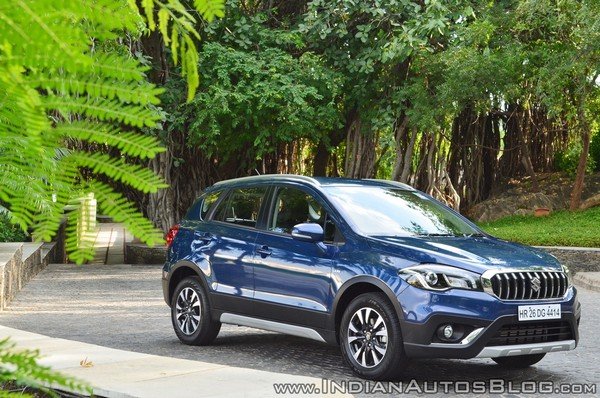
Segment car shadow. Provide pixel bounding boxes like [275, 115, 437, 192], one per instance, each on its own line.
[152, 327, 573, 388]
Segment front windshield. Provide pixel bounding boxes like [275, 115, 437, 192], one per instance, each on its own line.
[324, 185, 481, 237]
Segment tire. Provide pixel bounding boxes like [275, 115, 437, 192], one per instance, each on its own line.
[339, 292, 407, 380]
[171, 276, 221, 345]
[492, 353, 546, 368]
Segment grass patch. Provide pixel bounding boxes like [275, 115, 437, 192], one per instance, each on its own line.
[479, 206, 600, 247]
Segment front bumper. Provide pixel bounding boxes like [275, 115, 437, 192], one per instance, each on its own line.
[398, 285, 581, 359]
[475, 339, 576, 358]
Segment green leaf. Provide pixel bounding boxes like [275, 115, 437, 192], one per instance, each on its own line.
[68, 152, 168, 193]
[193, 0, 226, 22]
[142, 0, 155, 30]
[53, 121, 166, 159]
[158, 7, 170, 45]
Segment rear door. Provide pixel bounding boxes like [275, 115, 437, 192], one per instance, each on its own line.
[202, 185, 269, 299]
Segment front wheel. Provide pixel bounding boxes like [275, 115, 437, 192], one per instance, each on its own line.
[492, 353, 546, 368]
[171, 276, 221, 345]
[339, 292, 407, 380]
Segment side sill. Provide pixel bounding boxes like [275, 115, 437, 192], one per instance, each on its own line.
[220, 313, 327, 343]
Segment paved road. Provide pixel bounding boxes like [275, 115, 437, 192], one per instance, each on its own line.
[0, 264, 597, 395]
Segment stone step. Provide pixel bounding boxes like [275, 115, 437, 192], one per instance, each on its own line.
[22, 242, 43, 263]
[41, 242, 56, 261]
[0, 241, 50, 310]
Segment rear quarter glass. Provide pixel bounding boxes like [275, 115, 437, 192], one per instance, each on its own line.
[185, 190, 223, 221]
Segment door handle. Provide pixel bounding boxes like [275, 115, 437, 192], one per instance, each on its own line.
[256, 245, 272, 257]
[195, 232, 215, 244]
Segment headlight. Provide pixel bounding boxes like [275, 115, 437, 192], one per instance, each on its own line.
[561, 264, 572, 287]
[398, 264, 483, 291]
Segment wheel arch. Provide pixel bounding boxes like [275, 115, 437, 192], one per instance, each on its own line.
[332, 276, 405, 343]
[168, 260, 211, 305]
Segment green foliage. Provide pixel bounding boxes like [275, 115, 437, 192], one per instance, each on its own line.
[165, 5, 343, 165]
[514, 0, 600, 119]
[132, 0, 225, 100]
[591, 131, 600, 172]
[0, 0, 176, 262]
[0, 337, 91, 397]
[480, 206, 600, 247]
[554, 144, 596, 176]
[300, 0, 473, 123]
[0, 213, 27, 243]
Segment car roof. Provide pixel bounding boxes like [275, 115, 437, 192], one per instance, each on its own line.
[209, 174, 415, 191]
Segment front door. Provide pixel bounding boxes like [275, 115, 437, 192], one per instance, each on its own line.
[252, 186, 342, 328]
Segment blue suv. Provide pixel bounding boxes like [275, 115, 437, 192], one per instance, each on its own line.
[162, 175, 580, 380]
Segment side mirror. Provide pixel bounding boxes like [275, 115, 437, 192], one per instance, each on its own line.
[291, 223, 324, 243]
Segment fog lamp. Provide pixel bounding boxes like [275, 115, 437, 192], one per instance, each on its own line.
[443, 325, 454, 339]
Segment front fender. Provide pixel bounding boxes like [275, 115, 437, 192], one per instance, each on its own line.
[330, 275, 408, 340]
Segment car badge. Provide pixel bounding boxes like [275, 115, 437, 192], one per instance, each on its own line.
[531, 277, 541, 292]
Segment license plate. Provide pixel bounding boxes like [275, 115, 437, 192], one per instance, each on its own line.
[518, 304, 561, 321]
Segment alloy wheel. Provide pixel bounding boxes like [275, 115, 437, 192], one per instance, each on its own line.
[347, 307, 388, 368]
[175, 287, 201, 335]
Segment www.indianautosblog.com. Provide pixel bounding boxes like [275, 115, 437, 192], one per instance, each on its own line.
[273, 379, 597, 395]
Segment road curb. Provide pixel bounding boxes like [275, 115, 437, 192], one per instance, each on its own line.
[0, 325, 343, 398]
[573, 272, 600, 293]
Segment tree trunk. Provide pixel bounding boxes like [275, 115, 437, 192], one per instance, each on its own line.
[343, 109, 377, 178]
[399, 128, 417, 183]
[391, 115, 409, 181]
[521, 107, 539, 192]
[139, 30, 178, 232]
[313, 141, 329, 176]
[140, 30, 168, 84]
[570, 103, 592, 210]
[425, 133, 436, 195]
[147, 151, 176, 231]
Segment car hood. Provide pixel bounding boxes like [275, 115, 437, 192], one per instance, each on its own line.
[366, 235, 561, 274]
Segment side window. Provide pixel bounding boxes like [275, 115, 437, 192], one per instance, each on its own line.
[213, 187, 267, 228]
[200, 191, 221, 220]
[270, 187, 342, 243]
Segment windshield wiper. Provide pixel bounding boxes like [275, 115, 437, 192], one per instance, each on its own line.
[420, 232, 486, 237]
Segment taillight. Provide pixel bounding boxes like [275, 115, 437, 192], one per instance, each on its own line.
[165, 225, 180, 247]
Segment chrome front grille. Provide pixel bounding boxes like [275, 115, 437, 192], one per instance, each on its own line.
[483, 270, 569, 300]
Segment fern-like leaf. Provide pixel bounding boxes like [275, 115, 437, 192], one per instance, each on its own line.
[63, 202, 96, 264]
[31, 75, 164, 105]
[91, 181, 164, 246]
[0, 0, 171, 263]
[68, 152, 168, 193]
[127, 0, 225, 100]
[0, 337, 92, 396]
[44, 96, 160, 128]
[54, 122, 165, 159]
[194, 0, 226, 22]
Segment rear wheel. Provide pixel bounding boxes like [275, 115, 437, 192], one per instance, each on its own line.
[339, 292, 407, 380]
[171, 276, 220, 345]
[492, 353, 546, 368]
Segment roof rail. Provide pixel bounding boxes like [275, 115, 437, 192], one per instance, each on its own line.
[212, 174, 320, 187]
[364, 179, 415, 190]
